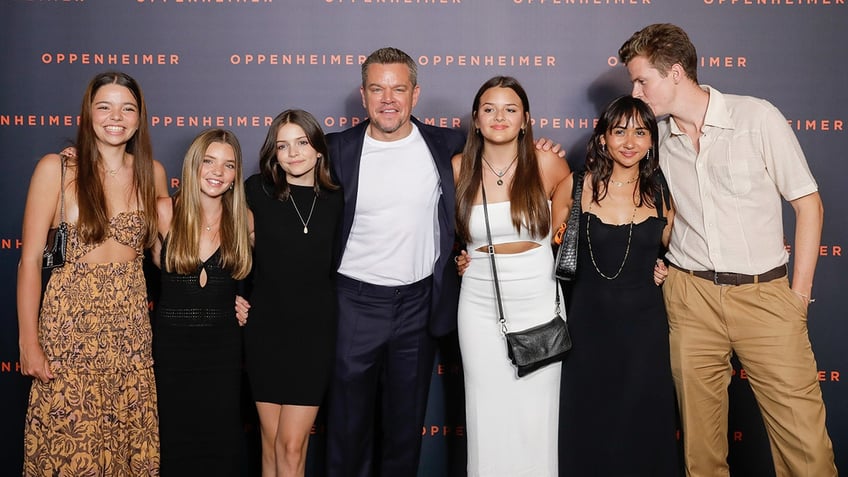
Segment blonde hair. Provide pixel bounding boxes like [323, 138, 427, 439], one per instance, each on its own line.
[165, 129, 252, 279]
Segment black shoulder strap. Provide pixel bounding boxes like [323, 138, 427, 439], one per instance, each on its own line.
[572, 169, 585, 202]
[654, 170, 670, 220]
[56, 154, 68, 223]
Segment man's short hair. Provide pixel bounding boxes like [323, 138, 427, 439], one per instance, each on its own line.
[619, 23, 699, 83]
[361, 47, 418, 87]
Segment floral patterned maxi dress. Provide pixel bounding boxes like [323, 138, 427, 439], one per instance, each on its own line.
[23, 211, 160, 476]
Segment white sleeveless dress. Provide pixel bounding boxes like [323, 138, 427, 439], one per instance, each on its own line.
[458, 201, 561, 477]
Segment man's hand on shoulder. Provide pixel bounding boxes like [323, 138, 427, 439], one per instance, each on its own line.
[535, 137, 565, 159]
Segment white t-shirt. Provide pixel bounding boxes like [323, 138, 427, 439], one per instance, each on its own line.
[337, 124, 441, 286]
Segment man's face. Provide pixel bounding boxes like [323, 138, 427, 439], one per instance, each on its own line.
[360, 62, 420, 141]
[626, 55, 676, 117]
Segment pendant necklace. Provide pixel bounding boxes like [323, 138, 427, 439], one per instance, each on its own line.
[482, 156, 518, 186]
[291, 192, 317, 234]
[103, 154, 127, 177]
[610, 175, 638, 188]
[202, 214, 221, 232]
[103, 163, 124, 177]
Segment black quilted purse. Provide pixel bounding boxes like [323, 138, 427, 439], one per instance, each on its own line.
[42, 155, 68, 270]
[481, 182, 571, 377]
[554, 170, 585, 280]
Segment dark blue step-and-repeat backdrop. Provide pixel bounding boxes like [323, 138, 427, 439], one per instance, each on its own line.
[1, 1, 845, 476]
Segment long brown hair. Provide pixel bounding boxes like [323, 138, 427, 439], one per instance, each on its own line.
[456, 76, 549, 244]
[74, 71, 158, 247]
[165, 129, 252, 280]
[258, 109, 338, 200]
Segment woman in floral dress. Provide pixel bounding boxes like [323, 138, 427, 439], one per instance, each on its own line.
[17, 71, 168, 476]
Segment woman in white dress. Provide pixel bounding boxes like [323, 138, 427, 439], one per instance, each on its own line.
[452, 76, 570, 477]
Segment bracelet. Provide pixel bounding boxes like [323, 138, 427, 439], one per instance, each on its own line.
[792, 290, 816, 304]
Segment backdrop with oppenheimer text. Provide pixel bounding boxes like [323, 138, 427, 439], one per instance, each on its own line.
[1, 1, 845, 475]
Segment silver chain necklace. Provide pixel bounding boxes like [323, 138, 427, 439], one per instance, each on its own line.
[482, 156, 517, 186]
[290, 193, 317, 234]
[585, 203, 636, 280]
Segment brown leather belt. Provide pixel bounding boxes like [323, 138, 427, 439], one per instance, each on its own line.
[669, 263, 787, 286]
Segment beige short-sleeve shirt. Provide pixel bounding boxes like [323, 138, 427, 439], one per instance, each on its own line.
[660, 86, 818, 275]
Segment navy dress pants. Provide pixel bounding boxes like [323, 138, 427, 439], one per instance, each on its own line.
[327, 274, 436, 477]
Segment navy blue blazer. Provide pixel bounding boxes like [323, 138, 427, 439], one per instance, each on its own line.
[327, 117, 465, 337]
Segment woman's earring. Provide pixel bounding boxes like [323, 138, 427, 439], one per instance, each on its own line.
[229, 182, 234, 190]
[601, 142, 606, 152]
[475, 128, 480, 135]
[520, 127, 526, 136]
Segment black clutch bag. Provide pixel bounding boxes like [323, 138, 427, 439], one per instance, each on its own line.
[554, 170, 584, 281]
[42, 155, 68, 270]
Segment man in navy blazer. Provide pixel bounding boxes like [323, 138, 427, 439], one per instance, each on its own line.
[325, 47, 465, 477]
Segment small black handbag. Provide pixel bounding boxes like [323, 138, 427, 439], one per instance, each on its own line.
[42, 155, 68, 270]
[554, 170, 585, 280]
[504, 292, 570, 377]
[480, 182, 571, 377]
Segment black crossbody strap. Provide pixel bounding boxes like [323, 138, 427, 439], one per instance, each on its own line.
[480, 182, 509, 333]
[481, 183, 562, 334]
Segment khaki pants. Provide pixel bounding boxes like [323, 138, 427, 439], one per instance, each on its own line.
[663, 267, 836, 477]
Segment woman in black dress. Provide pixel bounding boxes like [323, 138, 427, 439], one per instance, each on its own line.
[244, 109, 342, 477]
[152, 128, 254, 475]
[552, 96, 680, 476]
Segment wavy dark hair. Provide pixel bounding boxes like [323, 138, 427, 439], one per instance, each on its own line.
[586, 95, 661, 208]
[258, 109, 338, 201]
[456, 76, 548, 244]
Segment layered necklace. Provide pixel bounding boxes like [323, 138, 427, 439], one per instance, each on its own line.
[290, 191, 317, 234]
[585, 202, 637, 280]
[482, 156, 518, 186]
[610, 175, 638, 188]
